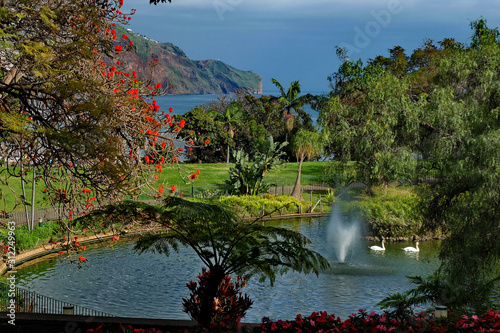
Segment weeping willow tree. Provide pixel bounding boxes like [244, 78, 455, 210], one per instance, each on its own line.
[78, 197, 330, 328]
[323, 18, 500, 314]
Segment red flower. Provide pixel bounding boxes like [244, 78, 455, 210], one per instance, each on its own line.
[171, 184, 177, 193]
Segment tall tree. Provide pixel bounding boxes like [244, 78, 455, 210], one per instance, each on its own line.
[416, 20, 500, 312]
[176, 107, 226, 163]
[271, 79, 313, 141]
[323, 18, 500, 312]
[218, 101, 244, 163]
[289, 129, 324, 200]
[321, 72, 420, 188]
[0, 0, 190, 224]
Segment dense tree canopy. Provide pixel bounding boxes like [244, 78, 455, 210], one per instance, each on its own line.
[0, 0, 191, 223]
[322, 18, 500, 312]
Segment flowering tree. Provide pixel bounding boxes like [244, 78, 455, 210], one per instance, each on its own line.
[0, 0, 191, 232]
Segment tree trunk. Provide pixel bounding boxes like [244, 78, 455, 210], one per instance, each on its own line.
[226, 145, 230, 163]
[20, 160, 30, 231]
[30, 168, 36, 231]
[198, 265, 225, 329]
[290, 156, 304, 200]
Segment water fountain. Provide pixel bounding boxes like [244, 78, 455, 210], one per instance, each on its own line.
[326, 200, 362, 263]
[12, 216, 440, 321]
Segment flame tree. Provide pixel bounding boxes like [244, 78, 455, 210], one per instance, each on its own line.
[0, 0, 191, 231]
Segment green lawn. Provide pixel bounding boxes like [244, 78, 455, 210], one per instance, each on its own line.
[165, 161, 331, 186]
[0, 161, 333, 212]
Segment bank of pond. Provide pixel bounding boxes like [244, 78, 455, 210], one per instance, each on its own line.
[6, 215, 441, 322]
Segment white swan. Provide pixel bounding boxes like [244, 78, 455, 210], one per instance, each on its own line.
[369, 239, 385, 251]
[403, 241, 420, 252]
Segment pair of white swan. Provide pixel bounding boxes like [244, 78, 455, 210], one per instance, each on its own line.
[368, 240, 420, 252]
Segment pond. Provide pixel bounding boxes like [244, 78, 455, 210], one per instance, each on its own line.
[13, 214, 441, 322]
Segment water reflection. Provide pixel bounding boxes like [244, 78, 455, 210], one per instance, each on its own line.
[14, 217, 441, 322]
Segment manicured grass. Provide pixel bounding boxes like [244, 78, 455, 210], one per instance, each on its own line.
[0, 162, 333, 212]
[166, 161, 332, 187]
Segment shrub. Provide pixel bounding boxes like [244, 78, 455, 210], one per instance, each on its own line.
[0, 221, 61, 252]
[218, 195, 312, 217]
[183, 268, 253, 331]
[357, 186, 422, 238]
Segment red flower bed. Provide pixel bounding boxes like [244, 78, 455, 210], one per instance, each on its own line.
[257, 309, 500, 333]
[85, 309, 500, 333]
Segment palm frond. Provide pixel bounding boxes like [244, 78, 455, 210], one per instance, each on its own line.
[134, 231, 182, 255]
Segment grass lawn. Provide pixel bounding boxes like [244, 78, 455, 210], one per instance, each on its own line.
[165, 160, 332, 186]
[0, 161, 333, 212]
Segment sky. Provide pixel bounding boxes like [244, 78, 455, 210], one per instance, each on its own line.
[121, 0, 500, 94]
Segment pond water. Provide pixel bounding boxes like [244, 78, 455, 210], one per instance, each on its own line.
[13, 215, 441, 322]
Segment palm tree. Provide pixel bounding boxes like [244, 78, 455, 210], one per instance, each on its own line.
[271, 79, 308, 141]
[219, 101, 244, 163]
[289, 129, 324, 200]
[79, 198, 330, 329]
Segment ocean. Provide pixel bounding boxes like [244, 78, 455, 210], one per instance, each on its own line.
[151, 93, 319, 125]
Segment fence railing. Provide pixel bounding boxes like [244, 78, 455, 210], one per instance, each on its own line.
[1, 171, 439, 227]
[0, 281, 115, 317]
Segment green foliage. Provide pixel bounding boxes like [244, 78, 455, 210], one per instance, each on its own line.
[380, 271, 500, 317]
[357, 186, 422, 238]
[322, 18, 500, 311]
[226, 136, 288, 195]
[218, 195, 312, 217]
[0, 221, 60, 252]
[177, 107, 227, 163]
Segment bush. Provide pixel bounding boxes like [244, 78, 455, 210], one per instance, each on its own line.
[357, 186, 423, 238]
[183, 268, 253, 331]
[0, 221, 61, 252]
[218, 195, 312, 217]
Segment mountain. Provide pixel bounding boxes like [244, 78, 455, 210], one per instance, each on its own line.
[116, 25, 262, 95]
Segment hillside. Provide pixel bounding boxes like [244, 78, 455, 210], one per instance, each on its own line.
[116, 25, 262, 95]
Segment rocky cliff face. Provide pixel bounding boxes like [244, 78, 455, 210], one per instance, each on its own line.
[116, 25, 262, 95]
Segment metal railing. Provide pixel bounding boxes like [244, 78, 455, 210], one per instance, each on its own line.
[0, 281, 115, 317]
[1, 171, 439, 227]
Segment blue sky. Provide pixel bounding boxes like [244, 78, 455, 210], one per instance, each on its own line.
[121, 0, 499, 94]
